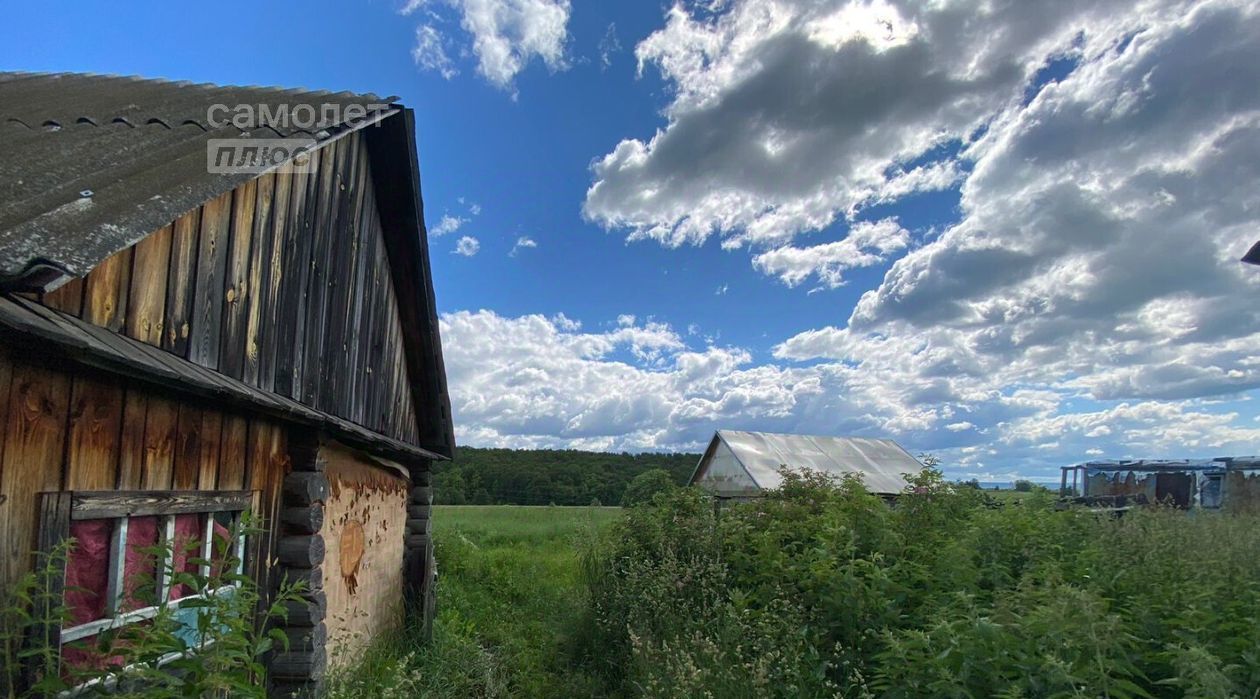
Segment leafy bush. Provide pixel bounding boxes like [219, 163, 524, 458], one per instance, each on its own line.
[620, 469, 678, 507]
[580, 469, 1260, 698]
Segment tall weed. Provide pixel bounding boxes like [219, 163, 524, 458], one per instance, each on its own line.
[581, 469, 1260, 698]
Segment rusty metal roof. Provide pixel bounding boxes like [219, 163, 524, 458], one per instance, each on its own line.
[691, 430, 925, 495]
[0, 71, 398, 289]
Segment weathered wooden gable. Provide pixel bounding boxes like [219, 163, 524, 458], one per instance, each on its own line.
[39, 131, 422, 448]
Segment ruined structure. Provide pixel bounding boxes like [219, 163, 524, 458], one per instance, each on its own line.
[1060, 458, 1260, 511]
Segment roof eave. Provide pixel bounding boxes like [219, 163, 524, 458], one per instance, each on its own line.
[362, 109, 456, 460]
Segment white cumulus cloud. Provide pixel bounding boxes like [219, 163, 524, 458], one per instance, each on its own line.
[453, 235, 481, 256]
[403, 0, 571, 93]
[510, 236, 537, 256]
[752, 218, 909, 288]
[584, 0, 1141, 250]
[411, 24, 458, 79]
[431, 214, 467, 236]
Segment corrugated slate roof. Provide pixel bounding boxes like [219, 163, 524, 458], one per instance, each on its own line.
[0, 71, 398, 288]
[693, 430, 925, 494]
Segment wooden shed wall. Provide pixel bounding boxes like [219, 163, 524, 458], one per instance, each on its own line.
[38, 131, 422, 449]
[0, 351, 290, 592]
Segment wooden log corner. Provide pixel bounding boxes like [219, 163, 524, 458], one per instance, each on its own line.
[409, 485, 432, 506]
[283, 471, 329, 505]
[280, 590, 327, 627]
[280, 504, 325, 534]
[276, 565, 324, 593]
[276, 534, 325, 568]
[270, 646, 327, 680]
[288, 436, 328, 473]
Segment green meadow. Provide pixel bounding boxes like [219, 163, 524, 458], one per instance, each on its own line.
[323, 506, 622, 698]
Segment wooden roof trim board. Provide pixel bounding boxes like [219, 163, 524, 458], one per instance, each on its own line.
[0, 293, 445, 464]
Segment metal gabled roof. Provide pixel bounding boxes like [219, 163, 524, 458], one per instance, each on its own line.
[0, 71, 398, 289]
[693, 430, 925, 495]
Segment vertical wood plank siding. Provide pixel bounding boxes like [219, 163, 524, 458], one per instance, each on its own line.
[64, 378, 123, 491]
[164, 209, 201, 356]
[82, 248, 131, 332]
[190, 193, 232, 369]
[0, 365, 70, 588]
[126, 223, 174, 347]
[221, 178, 258, 382]
[39, 133, 420, 448]
[0, 353, 292, 595]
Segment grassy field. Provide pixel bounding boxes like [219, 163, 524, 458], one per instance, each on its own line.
[326, 488, 1260, 698]
[323, 505, 622, 698]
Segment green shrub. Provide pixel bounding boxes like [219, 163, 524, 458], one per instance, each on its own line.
[581, 469, 1260, 698]
[620, 469, 678, 507]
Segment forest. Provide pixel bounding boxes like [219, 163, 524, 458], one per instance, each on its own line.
[432, 446, 700, 506]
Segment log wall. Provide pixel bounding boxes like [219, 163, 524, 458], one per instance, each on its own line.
[37, 131, 422, 449]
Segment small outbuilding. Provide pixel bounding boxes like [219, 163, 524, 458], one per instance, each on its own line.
[0, 72, 453, 696]
[689, 430, 924, 498]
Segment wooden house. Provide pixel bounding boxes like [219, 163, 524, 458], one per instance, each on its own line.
[0, 71, 454, 694]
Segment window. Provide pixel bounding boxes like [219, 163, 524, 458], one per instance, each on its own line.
[36, 490, 255, 680]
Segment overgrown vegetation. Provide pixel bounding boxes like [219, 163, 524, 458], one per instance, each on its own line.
[1, 515, 302, 697]
[434, 447, 698, 506]
[16, 483, 1258, 697]
[579, 470, 1260, 697]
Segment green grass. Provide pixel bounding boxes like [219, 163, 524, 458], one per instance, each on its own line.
[323, 506, 622, 698]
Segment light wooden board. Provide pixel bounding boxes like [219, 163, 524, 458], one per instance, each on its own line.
[64, 377, 123, 491]
[0, 363, 70, 588]
[126, 223, 173, 346]
[82, 247, 132, 332]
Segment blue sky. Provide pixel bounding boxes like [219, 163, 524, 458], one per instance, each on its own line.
[4, 0, 1260, 481]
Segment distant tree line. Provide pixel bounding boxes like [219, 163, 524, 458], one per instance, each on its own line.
[433, 447, 700, 506]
